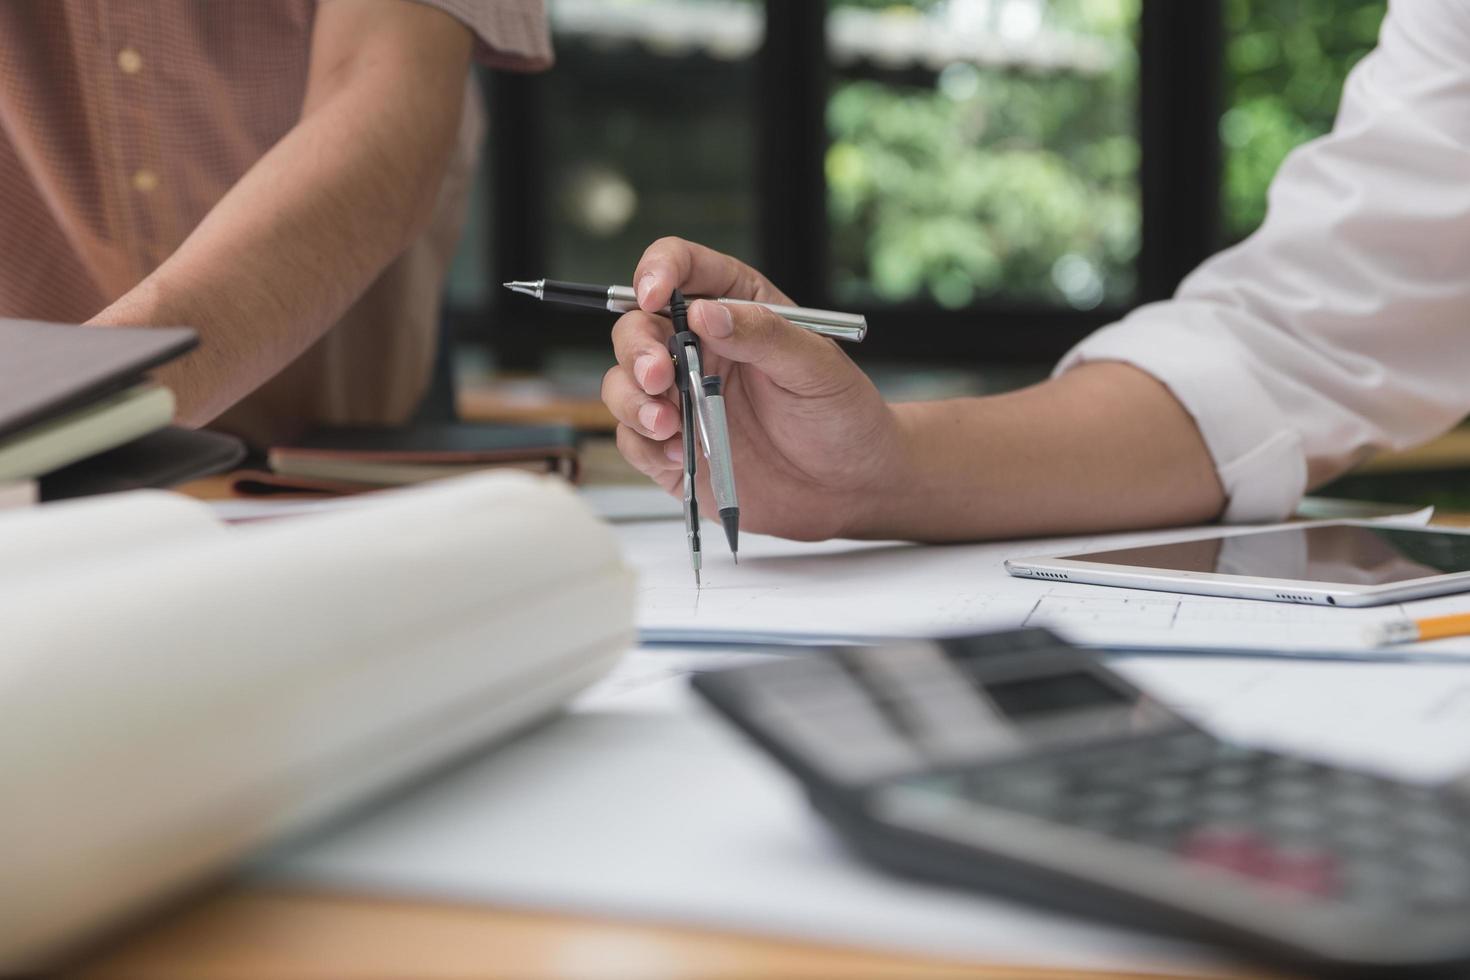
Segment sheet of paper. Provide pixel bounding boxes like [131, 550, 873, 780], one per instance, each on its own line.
[208, 484, 683, 525]
[571, 646, 783, 713]
[261, 643, 1470, 975]
[260, 658, 1242, 977]
[1115, 656, 1470, 782]
[206, 495, 373, 523]
[1294, 498, 1434, 523]
[577, 484, 683, 522]
[584, 648, 1470, 784]
[621, 520, 1470, 659]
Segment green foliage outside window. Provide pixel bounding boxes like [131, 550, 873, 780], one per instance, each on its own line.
[823, 0, 1391, 309]
[1222, 0, 1386, 239]
[825, 0, 1139, 310]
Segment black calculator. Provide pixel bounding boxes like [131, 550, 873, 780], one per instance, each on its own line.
[692, 630, 1470, 978]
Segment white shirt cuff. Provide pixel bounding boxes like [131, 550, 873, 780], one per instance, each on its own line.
[1054, 304, 1307, 524]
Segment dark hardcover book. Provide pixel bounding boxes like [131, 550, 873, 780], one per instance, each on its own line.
[234, 423, 580, 494]
[0, 319, 196, 441]
[40, 427, 246, 500]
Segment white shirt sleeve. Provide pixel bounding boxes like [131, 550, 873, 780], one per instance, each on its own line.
[1055, 0, 1470, 523]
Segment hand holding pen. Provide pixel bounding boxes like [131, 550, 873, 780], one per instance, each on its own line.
[590, 238, 908, 554]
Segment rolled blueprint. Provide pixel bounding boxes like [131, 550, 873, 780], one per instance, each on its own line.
[0, 471, 635, 969]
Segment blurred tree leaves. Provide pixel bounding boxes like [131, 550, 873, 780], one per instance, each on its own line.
[1222, 0, 1385, 238]
[826, 0, 1140, 309]
[824, 0, 1388, 308]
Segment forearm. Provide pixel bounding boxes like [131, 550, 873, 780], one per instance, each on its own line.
[863, 363, 1225, 541]
[89, 6, 471, 426]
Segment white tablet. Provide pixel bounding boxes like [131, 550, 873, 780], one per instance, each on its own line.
[1005, 520, 1470, 607]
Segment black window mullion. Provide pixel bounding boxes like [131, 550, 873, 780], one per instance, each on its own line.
[470, 3, 1231, 372]
[1137, 0, 1224, 304]
[486, 69, 548, 370]
[757, 1, 829, 302]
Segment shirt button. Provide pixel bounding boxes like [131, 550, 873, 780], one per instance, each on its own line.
[131, 169, 159, 193]
[117, 48, 144, 75]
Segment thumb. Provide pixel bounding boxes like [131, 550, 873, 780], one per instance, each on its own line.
[686, 299, 854, 398]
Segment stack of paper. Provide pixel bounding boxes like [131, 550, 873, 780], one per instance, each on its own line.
[264, 644, 1470, 977]
[617, 519, 1470, 659]
[263, 653, 1240, 977]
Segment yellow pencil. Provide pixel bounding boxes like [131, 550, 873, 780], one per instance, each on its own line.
[1373, 612, 1470, 646]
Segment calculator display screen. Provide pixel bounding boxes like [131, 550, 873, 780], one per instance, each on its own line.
[984, 672, 1133, 719]
[1063, 524, 1470, 586]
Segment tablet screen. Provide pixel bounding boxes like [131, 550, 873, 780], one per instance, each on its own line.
[1062, 525, 1470, 586]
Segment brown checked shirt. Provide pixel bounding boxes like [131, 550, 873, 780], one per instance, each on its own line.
[0, 1, 551, 446]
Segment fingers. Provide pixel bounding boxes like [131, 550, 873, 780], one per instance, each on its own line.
[615, 425, 714, 511]
[606, 309, 682, 468]
[685, 299, 854, 397]
[611, 310, 675, 396]
[615, 423, 681, 481]
[634, 237, 791, 313]
[602, 365, 679, 441]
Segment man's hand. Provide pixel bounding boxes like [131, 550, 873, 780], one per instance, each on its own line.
[604, 238, 1227, 543]
[602, 238, 908, 540]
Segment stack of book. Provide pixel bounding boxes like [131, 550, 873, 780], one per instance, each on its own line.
[0, 319, 241, 505]
[231, 422, 581, 495]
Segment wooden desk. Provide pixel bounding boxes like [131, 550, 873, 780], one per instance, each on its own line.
[1357, 427, 1470, 474]
[85, 487, 1451, 980]
[74, 889, 1270, 980]
[458, 376, 616, 432]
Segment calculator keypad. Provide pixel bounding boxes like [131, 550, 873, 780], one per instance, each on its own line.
[698, 631, 1470, 972]
[945, 733, 1470, 910]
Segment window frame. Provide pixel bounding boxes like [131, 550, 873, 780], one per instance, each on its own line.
[466, 0, 1223, 369]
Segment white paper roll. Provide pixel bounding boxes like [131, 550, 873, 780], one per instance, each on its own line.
[0, 489, 223, 584]
[0, 471, 635, 968]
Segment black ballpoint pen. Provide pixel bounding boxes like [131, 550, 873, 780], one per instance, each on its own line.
[504, 278, 867, 343]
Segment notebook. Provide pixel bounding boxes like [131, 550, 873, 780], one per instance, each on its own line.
[0, 384, 174, 482]
[0, 319, 195, 440]
[0, 471, 634, 970]
[39, 426, 247, 500]
[237, 423, 579, 494]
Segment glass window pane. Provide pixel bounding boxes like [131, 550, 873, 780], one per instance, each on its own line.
[542, 0, 764, 286]
[826, 0, 1140, 311]
[1221, 0, 1386, 242]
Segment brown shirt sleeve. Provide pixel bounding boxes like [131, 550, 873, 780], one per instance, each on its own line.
[392, 0, 553, 70]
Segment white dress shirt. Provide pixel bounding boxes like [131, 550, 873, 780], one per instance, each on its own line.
[1057, 0, 1470, 523]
